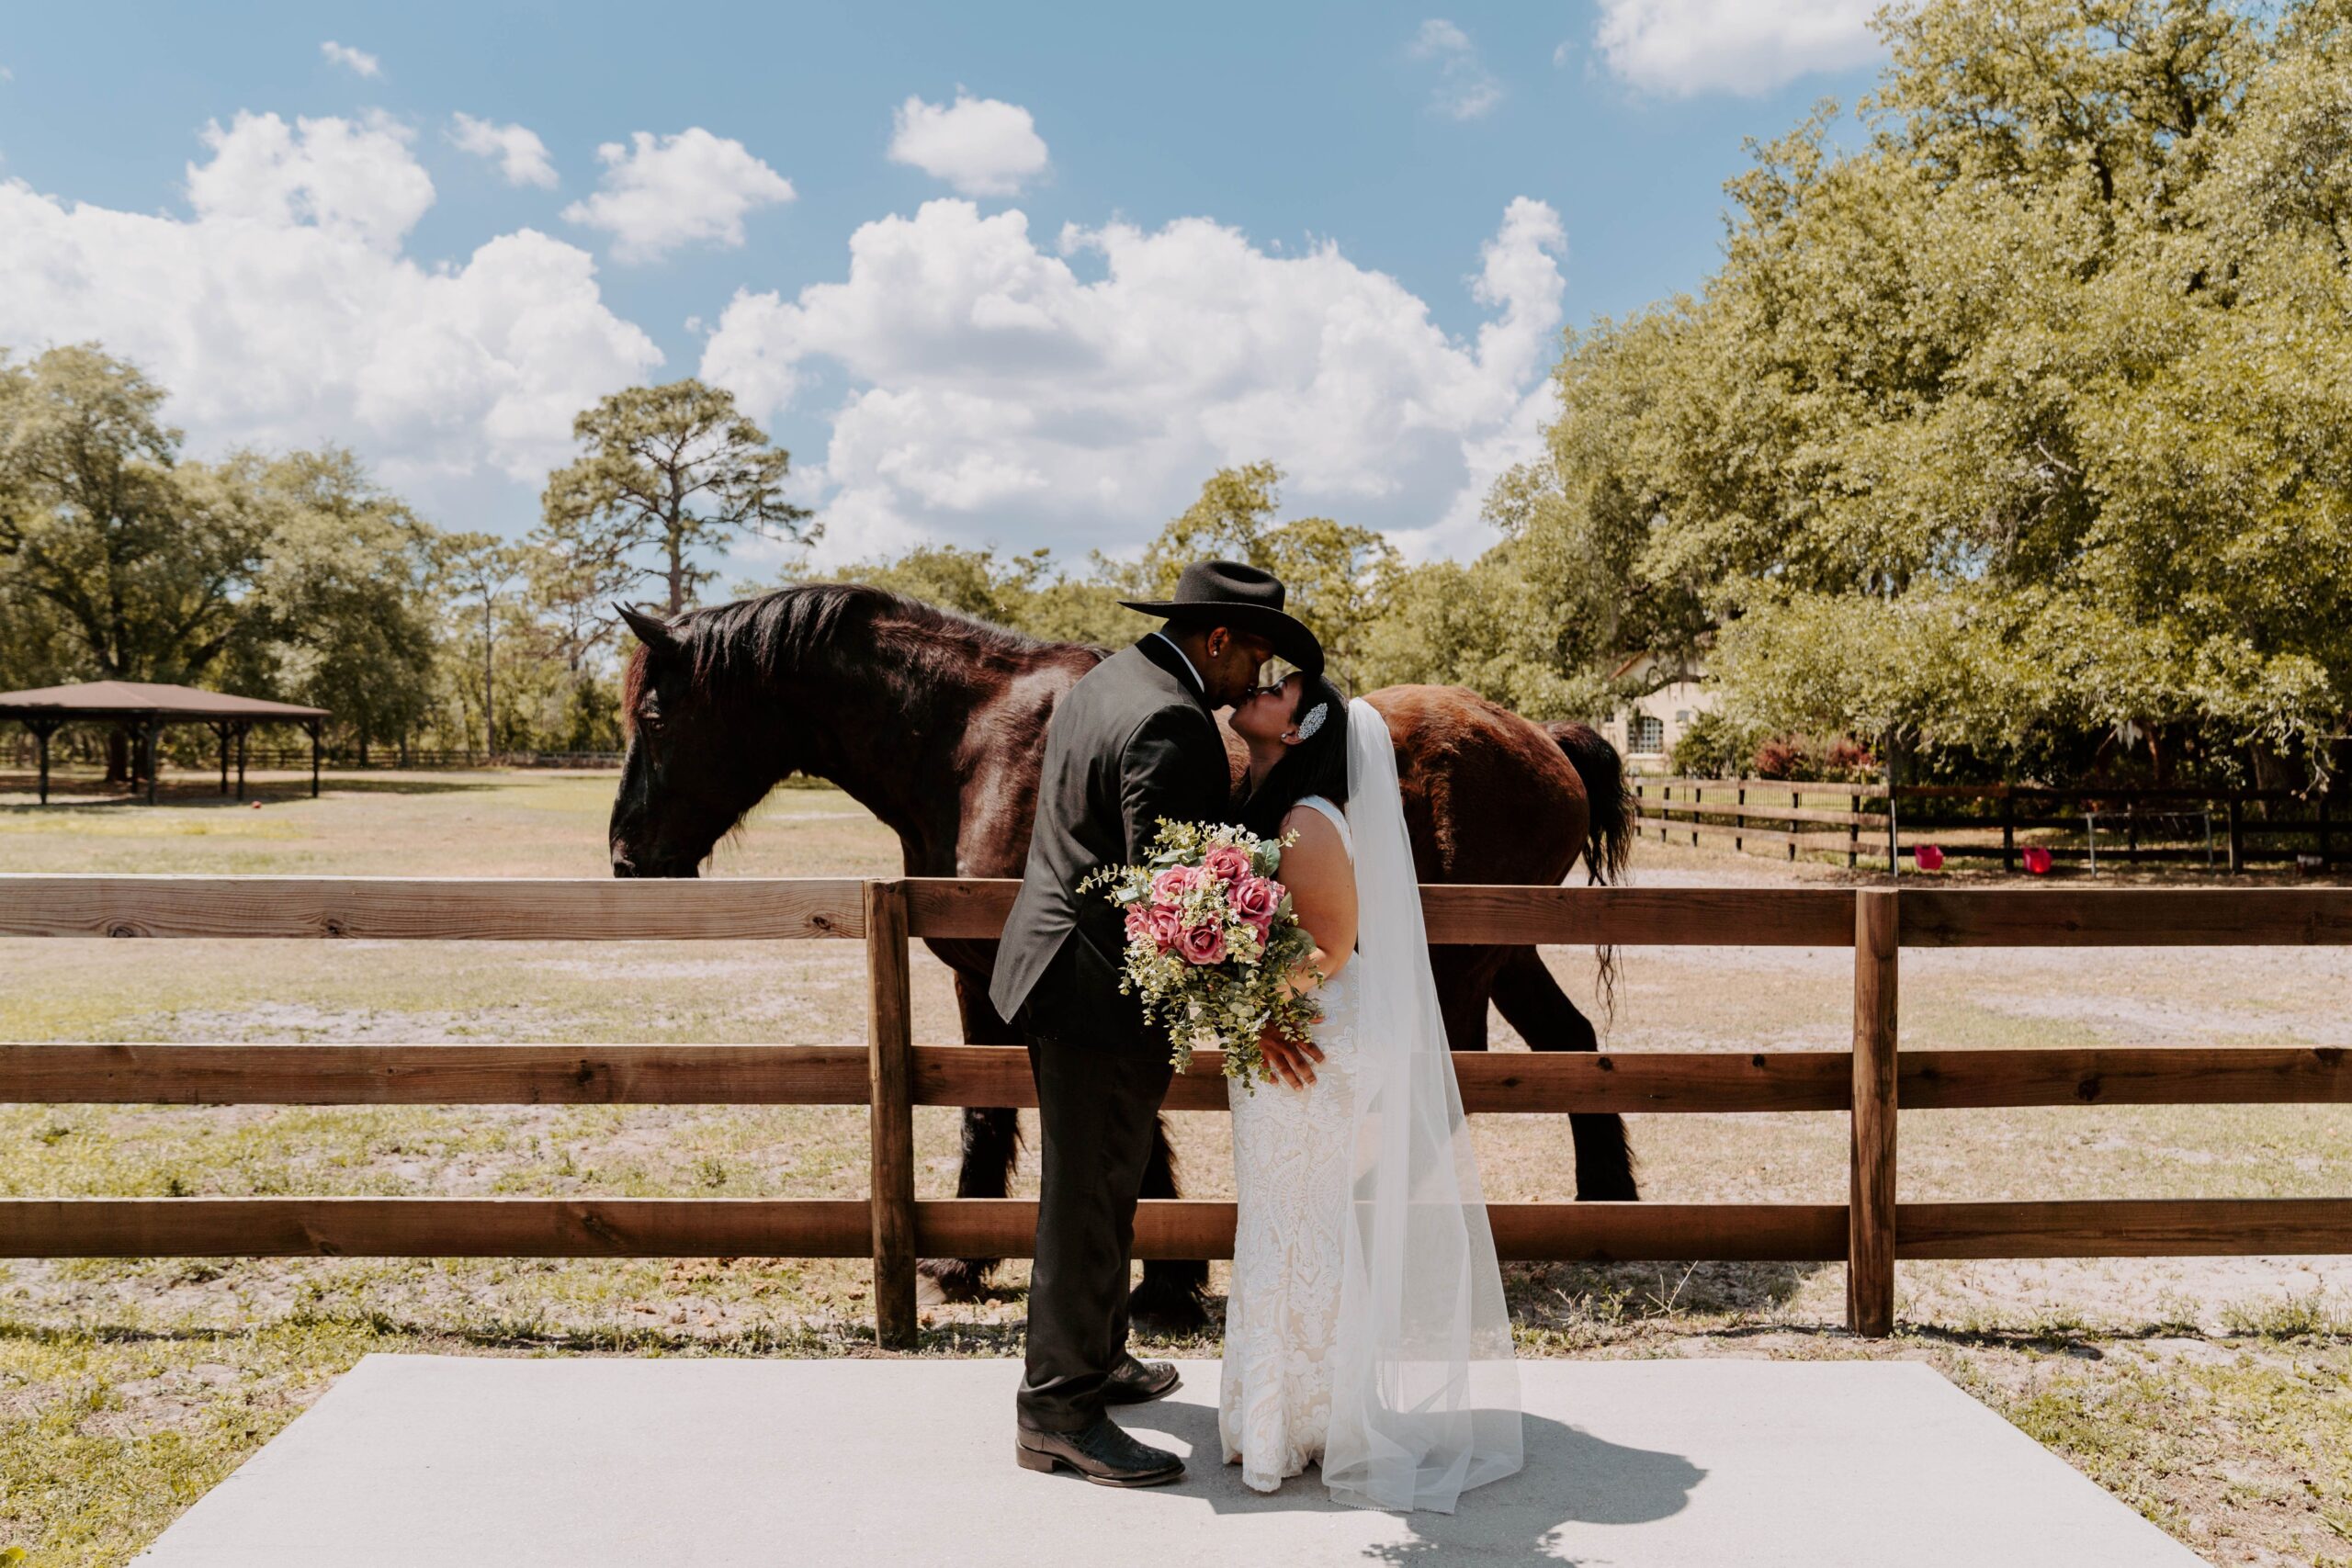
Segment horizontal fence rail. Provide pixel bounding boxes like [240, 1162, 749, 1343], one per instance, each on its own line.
[3, 874, 2351, 1346]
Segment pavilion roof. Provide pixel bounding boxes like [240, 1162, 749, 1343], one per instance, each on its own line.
[0, 681, 329, 723]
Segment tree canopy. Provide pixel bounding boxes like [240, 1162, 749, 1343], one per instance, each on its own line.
[540, 379, 817, 620]
[0, 345, 261, 685]
[1487, 0, 2352, 783]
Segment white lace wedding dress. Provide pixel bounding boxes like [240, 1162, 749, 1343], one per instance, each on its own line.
[1217, 701, 1523, 1514]
[1217, 794, 1358, 1494]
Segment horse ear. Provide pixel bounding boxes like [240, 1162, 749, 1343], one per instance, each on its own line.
[615, 604, 676, 654]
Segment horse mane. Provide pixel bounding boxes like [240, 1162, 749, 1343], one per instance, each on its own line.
[623, 582, 1063, 728]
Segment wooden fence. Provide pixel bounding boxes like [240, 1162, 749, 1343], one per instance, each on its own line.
[1, 745, 625, 773]
[1634, 776, 2341, 874]
[3, 876, 2350, 1347]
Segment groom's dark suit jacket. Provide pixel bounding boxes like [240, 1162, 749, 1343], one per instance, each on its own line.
[989, 635, 1232, 1036]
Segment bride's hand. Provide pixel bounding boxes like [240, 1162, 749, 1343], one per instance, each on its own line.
[1257, 1023, 1324, 1089]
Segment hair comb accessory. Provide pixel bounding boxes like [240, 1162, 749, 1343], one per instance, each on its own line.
[1295, 701, 1330, 741]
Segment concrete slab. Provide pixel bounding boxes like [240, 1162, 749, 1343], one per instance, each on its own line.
[136, 1355, 2203, 1567]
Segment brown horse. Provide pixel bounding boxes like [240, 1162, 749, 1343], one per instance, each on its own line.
[608, 584, 1637, 1328]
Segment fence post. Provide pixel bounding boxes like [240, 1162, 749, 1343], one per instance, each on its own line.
[2226, 796, 2245, 875]
[1848, 887, 1898, 1338]
[865, 879, 920, 1349]
[2000, 787, 2016, 874]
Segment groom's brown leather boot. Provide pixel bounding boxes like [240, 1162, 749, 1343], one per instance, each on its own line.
[1015, 1417, 1184, 1487]
[1102, 1354, 1181, 1405]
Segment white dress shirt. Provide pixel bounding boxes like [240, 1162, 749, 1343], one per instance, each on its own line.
[1147, 630, 1207, 699]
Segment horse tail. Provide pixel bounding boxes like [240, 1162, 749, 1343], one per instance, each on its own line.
[1544, 718, 1634, 1028]
[1544, 720, 1634, 886]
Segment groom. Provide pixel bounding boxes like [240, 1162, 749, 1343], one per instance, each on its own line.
[990, 560, 1325, 1487]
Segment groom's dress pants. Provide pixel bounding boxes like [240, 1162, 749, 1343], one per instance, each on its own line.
[1017, 935, 1175, 1433]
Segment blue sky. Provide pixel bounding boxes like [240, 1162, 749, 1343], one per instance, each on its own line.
[0, 1, 1883, 576]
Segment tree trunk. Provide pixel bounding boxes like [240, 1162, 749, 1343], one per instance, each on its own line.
[482, 603, 497, 759]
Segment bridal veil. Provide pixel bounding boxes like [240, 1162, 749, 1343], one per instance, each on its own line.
[1322, 697, 1523, 1512]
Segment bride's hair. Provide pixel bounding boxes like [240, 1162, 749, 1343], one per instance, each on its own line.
[1238, 672, 1352, 839]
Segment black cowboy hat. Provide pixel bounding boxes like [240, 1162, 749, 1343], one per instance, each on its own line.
[1119, 559, 1324, 676]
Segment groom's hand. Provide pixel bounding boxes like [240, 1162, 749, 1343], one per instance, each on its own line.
[1257, 1025, 1324, 1089]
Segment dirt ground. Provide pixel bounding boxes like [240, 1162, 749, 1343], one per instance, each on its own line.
[2, 766, 2349, 1565]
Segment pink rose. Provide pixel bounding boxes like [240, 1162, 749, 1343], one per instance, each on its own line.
[1125, 902, 1183, 952]
[1148, 865, 1198, 905]
[1227, 874, 1282, 922]
[1201, 843, 1253, 886]
[1175, 920, 1227, 966]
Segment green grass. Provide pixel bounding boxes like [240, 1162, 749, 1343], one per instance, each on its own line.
[4, 770, 2352, 1562]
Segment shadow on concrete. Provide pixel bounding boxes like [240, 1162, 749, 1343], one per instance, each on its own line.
[1127, 1397, 1704, 1562]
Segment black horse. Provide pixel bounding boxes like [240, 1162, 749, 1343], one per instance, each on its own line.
[607, 584, 1637, 1328]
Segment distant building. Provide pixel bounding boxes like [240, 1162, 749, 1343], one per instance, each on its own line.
[1599, 654, 1715, 769]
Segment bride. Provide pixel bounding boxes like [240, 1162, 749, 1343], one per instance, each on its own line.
[1216, 672, 1523, 1513]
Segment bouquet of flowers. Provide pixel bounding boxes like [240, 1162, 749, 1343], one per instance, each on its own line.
[1080, 819, 1323, 1088]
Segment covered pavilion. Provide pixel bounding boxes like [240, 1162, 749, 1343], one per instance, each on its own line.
[0, 681, 331, 805]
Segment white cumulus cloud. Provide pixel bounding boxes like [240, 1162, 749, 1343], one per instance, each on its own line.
[0, 111, 661, 488]
[185, 110, 432, 252]
[561, 129, 794, 265]
[319, 40, 381, 78]
[699, 196, 1566, 563]
[1412, 19, 1505, 120]
[449, 112, 560, 188]
[887, 93, 1050, 197]
[1593, 0, 1882, 96]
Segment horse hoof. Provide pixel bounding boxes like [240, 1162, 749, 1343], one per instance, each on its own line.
[918, 1257, 995, 1303]
[1126, 1274, 1212, 1336]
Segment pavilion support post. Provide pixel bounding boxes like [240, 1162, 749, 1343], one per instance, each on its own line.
[306, 720, 321, 798]
[216, 722, 231, 796]
[1848, 888, 1899, 1337]
[31, 720, 56, 806]
[235, 724, 248, 801]
[143, 720, 158, 806]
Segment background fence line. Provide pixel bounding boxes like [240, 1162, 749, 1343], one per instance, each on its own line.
[1633, 775, 2339, 874]
[2, 874, 2349, 1348]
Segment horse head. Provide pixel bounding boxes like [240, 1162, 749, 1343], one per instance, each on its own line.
[608, 604, 790, 878]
